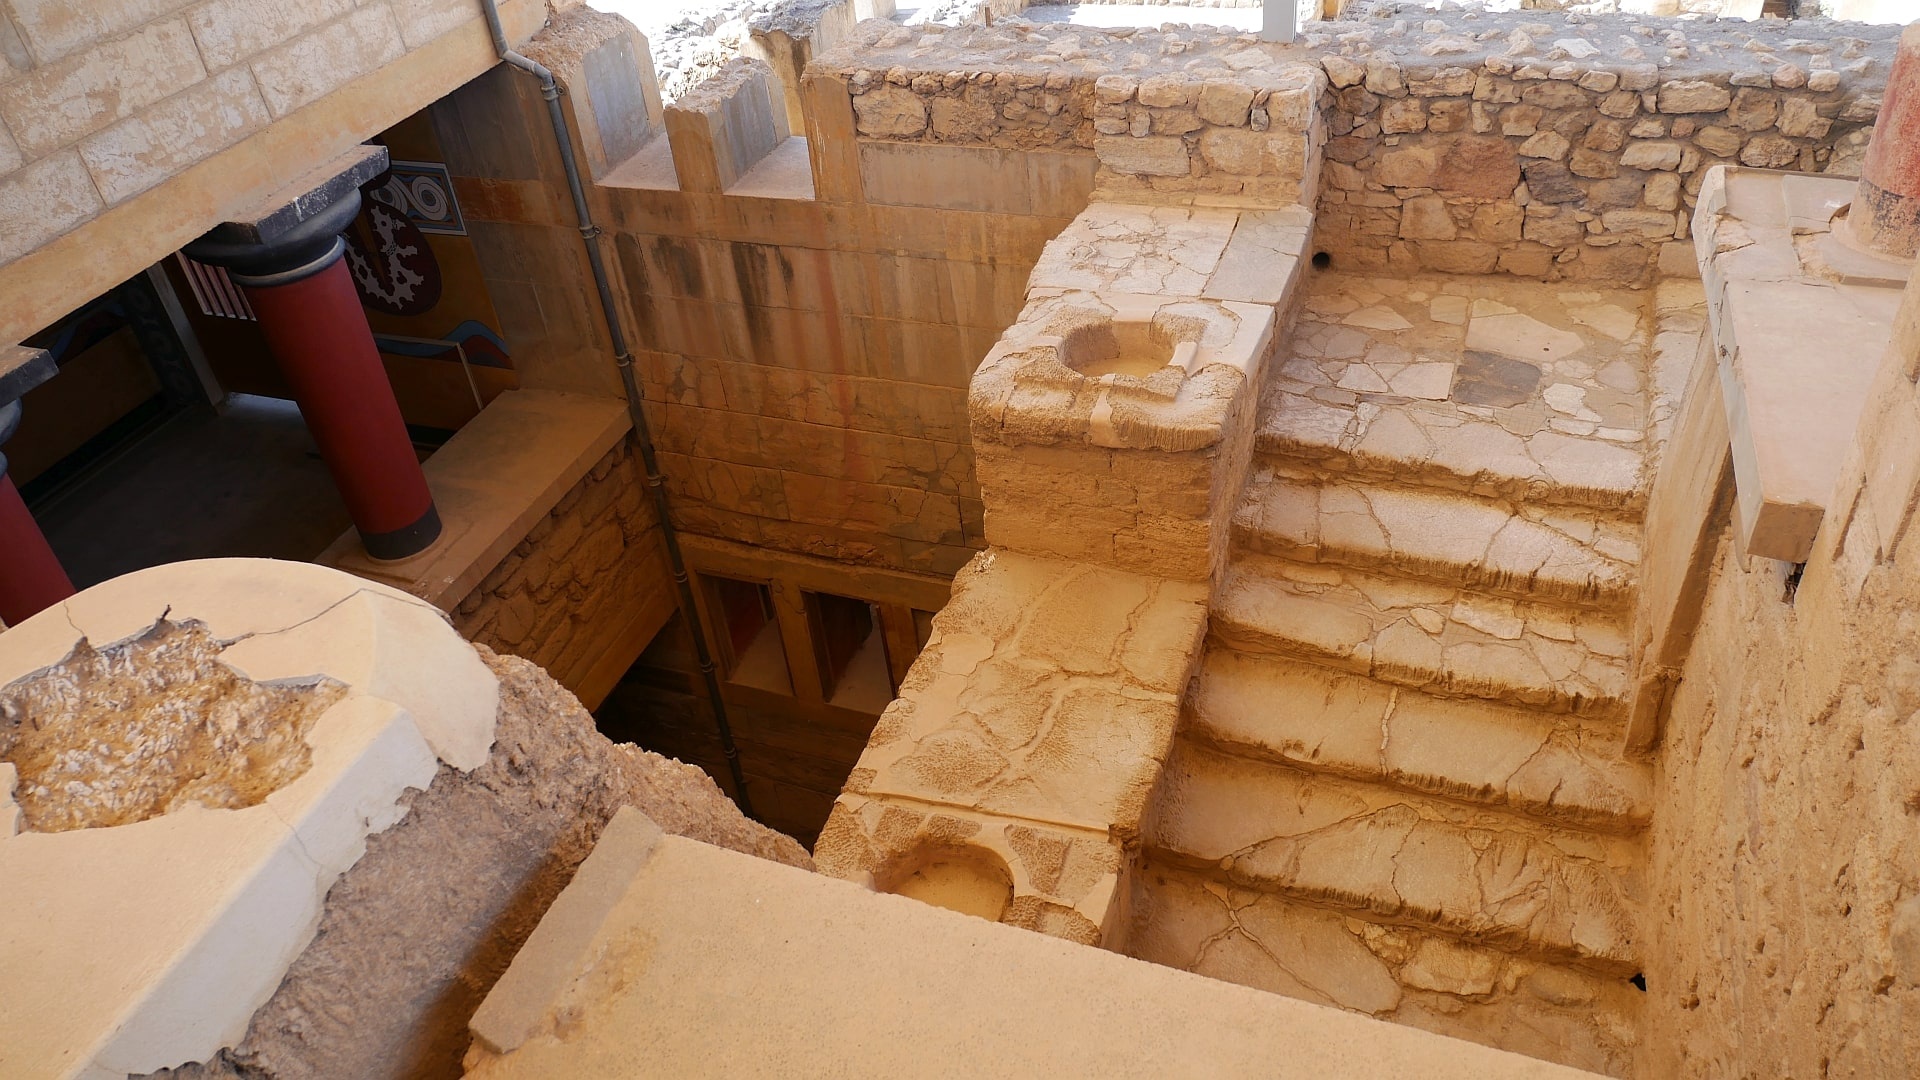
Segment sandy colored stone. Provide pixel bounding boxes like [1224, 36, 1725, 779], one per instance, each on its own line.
[148, 646, 807, 1080]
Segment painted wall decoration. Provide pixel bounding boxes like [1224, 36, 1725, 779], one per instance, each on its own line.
[346, 200, 444, 318]
[368, 160, 467, 235]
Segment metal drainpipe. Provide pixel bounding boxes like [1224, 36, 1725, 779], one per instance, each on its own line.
[478, 0, 755, 818]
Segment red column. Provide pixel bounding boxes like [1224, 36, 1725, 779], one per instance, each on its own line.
[1854, 22, 1920, 258]
[238, 252, 440, 559]
[0, 474, 73, 625]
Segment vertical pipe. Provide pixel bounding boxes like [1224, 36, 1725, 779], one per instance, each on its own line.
[478, 0, 755, 818]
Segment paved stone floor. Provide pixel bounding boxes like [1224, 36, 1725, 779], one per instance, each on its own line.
[1260, 272, 1656, 511]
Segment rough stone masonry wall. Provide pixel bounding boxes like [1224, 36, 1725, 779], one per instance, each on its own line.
[1309, 4, 1897, 283]
[453, 439, 674, 707]
[842, 20, 1328, 207]
[1635, 277, 1920, 1074]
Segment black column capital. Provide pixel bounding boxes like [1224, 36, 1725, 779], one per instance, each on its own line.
[184, 144, 390, 285]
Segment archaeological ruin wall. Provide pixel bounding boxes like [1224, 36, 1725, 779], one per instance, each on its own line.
[452, 438, 676, 710]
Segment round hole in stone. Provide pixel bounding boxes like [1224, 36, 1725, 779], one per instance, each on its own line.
[0, 620, 346, 833]
[1056, 312, 1205, 380]
[1312, 251, 1332, 270]
[880, 844, 1014, 924]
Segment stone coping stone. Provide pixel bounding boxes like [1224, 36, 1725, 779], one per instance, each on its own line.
[1693, 165, 1910, 562]
[320, 389, 631, 609]
[461, 804, 1606, 1079]
[0, 558, 500, 1079]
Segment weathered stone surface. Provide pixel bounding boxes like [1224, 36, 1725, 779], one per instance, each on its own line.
[1657, 80, 1732, 114]
[149, 647, 808, 1080]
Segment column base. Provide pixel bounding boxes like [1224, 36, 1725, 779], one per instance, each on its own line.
[360, 504, 444, 562]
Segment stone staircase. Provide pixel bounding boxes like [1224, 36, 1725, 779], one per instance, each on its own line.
[1130, 273, 1662, 1076]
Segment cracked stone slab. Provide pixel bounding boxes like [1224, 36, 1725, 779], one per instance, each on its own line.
[1212, 554, 1631, 717]
[846, 549, 1208, 835]
[1187, 649, 1650, 832]
[1256, 271, 1654, 514]
[0, 558, 499, 1079]
[1146, 740, 1642, 973]
[1233, 467, 1640, 611]
[1130, 862, 1640, 1077]
[1028, 203, 1242, 296]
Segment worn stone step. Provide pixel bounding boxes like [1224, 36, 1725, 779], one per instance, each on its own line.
[1254, 385, 1647, 515]
[1129, 860, 1640, 1077]
[1188, 648, 1650, 833]
[1212, 554, 1631, 718]
[1144, 739, 1643, 976]
[1233, 467, 1640, 611]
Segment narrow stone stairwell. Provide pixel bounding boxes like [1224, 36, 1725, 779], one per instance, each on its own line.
[1129, 271, 1702, 1077]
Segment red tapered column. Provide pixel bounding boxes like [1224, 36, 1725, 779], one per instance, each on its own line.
[1853, 22, 1920, 258]
[0, 474, 72, 625]
[238, 249, 440, 558]
[0, 348, 73, 626]
[186, 146, 440, 561]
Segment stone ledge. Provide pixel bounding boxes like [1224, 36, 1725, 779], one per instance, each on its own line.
[1693, 165, 1911, 562]
[319, 389, 631, 611]
[464, 806, 1608, 1079]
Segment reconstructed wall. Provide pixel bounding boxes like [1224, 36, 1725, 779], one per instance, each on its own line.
[453, 439, 675, 711]
[1309, 7, 1896, 283]
[0, 0, 553, 347]
[1636, 252, 1920, 1073]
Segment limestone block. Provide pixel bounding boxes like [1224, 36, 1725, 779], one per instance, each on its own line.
[1094, 134, 1190, 178]
[79, 68, 272, 204]
[0, 150, 105, 265]
[666, 58, 789, 194]
[0, 558, 500, 1078]
[0, 18, 207, 158]
[248, 4, 406, 117]
[852, 84, 927, 138]
[188, 0, 356, 71]
[1658, 80, 1732, 114]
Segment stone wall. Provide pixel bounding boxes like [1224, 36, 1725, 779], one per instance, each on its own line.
[840, 21, 1328, 208]
[1636, 241, 1920, 1074]
[453, 438, 676, 711]
[1309, 8, 1897, 284]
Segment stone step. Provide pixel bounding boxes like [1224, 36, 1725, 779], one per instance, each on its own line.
[1129, 860, 1641, 1077]
[1233, 467, 1640, 611]
[1143, 738, 1643, 976]
[1212, 554, 1631, 718]
[1253, 385, 1647, 516]
[1188, 648, 1650, 833]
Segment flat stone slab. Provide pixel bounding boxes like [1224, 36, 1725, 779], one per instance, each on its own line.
[1234, 467, 1641, 610]
[0, 558, 499, 1079]
[1130, 862, 1641, 1077]
[1188, 648, 1650, 831]
[1213, 553, 1632, 717]
[847, 548, 1208, 834]
[464, 806, 1607, 1079]
[1148, 739, 1642, 972]
[1694, 167, 1911, 563]
[1257, 272, 1659, 514]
